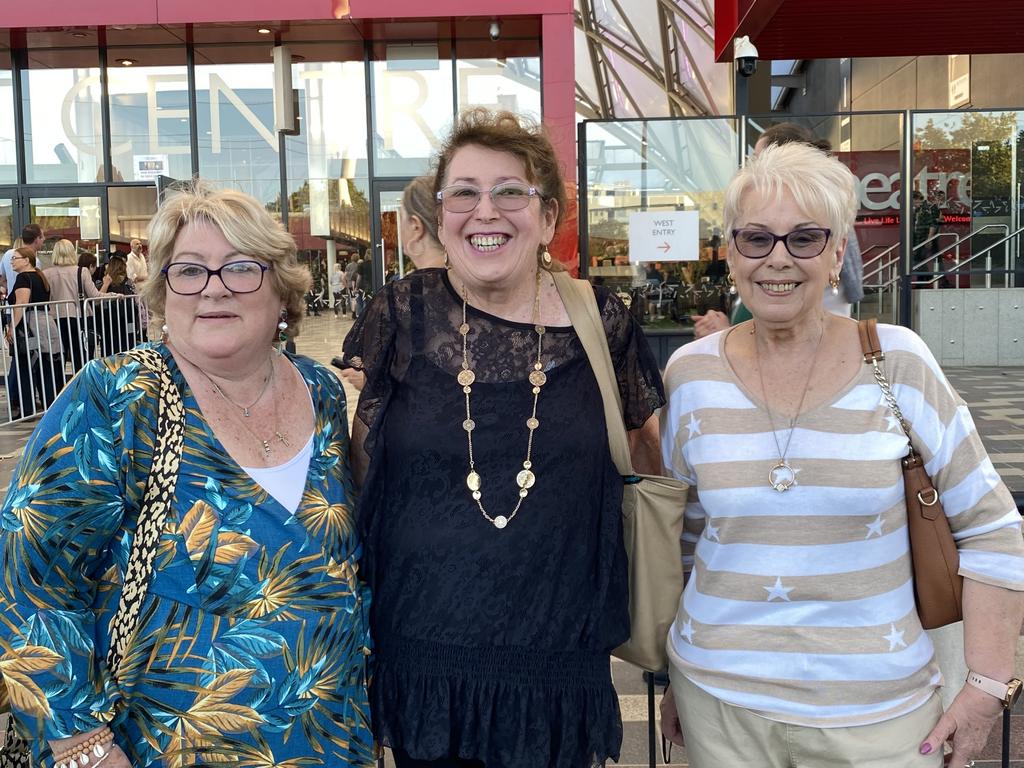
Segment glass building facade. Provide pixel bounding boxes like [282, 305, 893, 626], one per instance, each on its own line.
[0, 17, 549, 294]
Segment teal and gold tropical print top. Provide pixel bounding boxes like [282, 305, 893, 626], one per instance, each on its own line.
[0, 345, 374, 767]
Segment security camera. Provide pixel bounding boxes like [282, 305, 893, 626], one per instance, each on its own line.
[734, 35, 759, 78]
[489, 20, 501, 41]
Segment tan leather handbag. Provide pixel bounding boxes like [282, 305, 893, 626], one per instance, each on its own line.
[858, 319, 963, 629]
[554, 271, 688, 672]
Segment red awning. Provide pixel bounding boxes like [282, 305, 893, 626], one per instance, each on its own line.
[716, 0, 1024, 62]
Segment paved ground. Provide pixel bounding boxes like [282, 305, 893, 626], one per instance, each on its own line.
[0, 311, 1021, 765]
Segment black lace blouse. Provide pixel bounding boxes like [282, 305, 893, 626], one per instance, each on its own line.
[342, 268, 664, 768]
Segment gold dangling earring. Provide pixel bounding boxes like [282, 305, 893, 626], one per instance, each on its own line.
[830, 275, 840, 296]
[727, 273, 737, 295]
[444, 249, 451, 269]
[541, 249, 553, 266]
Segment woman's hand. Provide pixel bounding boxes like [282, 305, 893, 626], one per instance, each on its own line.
[103, 743, 133, 768]
[660, 684, 685, 747]
[50, 729, 133, 768]
[101, 275, 112, 292]
[919, 684, 1002, 766]
[691, 310, 729, 339]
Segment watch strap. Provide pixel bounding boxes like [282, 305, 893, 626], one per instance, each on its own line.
[965, 670, 1021, 707]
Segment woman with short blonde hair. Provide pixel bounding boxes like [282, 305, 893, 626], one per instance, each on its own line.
[43, 238, 102, 372]
[142, 182, 310, 341]
[0, 183, 374, 767]
[659, 143, 1024, 767]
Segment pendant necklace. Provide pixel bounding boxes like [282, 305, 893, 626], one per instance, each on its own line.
[458, 268, 546, 530]
[197, 356, 291, 458]
[205, 359, 275, 417]
[754, 319, 826, 493]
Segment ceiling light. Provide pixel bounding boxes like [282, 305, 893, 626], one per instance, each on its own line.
[117, 58, 137, 66]
[257, 27, 273, 34]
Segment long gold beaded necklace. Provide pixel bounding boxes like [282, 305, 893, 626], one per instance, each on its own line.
[458, 268, 546, 530]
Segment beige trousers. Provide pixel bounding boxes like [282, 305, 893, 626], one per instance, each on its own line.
[669, 668, 943, 768]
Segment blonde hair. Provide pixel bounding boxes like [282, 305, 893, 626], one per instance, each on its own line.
[724, 143, 858, 245]
[142, 181, 311, 339]
[51, 239, 78, 267]
[402, 174, 440, 246]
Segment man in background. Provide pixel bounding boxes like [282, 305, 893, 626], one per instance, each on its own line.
[126, 239, 148, 287]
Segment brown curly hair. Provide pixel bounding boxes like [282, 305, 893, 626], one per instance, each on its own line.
[433, 109, 567, 253]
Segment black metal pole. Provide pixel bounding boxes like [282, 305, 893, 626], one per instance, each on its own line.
[735, 69, 749, 117]
[645, 672, 656, 768]
[577, 120, 589, 278]
[1001, 706, 1010, 768]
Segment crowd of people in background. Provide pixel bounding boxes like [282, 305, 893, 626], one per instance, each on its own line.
[0, 226, 150, 417]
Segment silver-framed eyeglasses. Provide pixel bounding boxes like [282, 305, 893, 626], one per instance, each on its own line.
[436, 182, 540, 213]
[163, 260, 270, 295]
[731, 227, 832, 259]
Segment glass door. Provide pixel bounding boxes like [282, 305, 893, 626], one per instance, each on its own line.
[0, 189, 15, 253]
[24, 186, 107, 268]
[370, 178, 415, 292]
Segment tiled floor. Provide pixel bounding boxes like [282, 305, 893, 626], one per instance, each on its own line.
[0, 312, 1021, 766]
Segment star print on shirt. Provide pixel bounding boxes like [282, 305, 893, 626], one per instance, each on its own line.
[884, 622, 907, 651]
[678, 618, 695, 643]
[705, 523, 720, 542]
[885, 413, 903, 432]
[687, 413, 702, 438]
[764, 577, 794, 602]
[865, 515, 884, 538]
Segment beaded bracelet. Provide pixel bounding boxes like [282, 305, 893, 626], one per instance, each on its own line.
[53, 726, 114, 768]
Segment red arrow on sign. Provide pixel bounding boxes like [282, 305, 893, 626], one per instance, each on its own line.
[657, 242, 671, 253]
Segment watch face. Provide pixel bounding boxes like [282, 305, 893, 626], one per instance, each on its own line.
[1007, 679, 1023, 708]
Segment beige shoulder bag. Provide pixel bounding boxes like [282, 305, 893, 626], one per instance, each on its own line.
[553, 271, 688, 672]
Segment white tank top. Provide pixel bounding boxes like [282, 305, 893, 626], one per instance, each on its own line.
[240, 434, 314, 514]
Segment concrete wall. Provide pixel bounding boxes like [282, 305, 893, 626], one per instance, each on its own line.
[913, 288, 1024, 366]
[783, 53, 1024, 114]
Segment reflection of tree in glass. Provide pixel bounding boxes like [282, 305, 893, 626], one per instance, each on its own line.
[915, 112, 1020, 213]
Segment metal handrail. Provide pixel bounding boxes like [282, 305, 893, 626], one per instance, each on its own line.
[860, 243, 885, 261]
[910, 231, 959, 272]
[870, 223, 1020, 291]
[912, 223, 1008, 272]
[862, 243, 901, 285]
[911, 225, 1024, 287]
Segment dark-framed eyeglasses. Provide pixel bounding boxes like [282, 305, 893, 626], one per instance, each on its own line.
[731, 227, 832, 260]
[436, 182, 541, 213]
[162, 260, 270, 295]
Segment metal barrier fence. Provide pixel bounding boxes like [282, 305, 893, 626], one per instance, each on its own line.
[1, 294, 145, 424]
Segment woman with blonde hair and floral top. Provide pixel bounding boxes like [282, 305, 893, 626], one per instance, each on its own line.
[0, 182, 374, 767]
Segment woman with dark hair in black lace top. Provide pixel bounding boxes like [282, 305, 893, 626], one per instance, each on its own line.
[342, 109, 665, 768]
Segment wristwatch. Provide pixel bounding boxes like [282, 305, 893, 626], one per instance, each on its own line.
[965, 670, 1023, 709]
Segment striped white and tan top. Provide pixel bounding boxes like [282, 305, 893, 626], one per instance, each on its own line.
[660, 323, 1024, 728]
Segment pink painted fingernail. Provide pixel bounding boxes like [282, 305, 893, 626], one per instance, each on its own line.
[919, 744, 932, 755]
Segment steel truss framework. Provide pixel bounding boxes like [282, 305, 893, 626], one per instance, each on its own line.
[574, 0, 731, 119]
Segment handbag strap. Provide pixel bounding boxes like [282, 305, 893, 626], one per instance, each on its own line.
[76, 267, 87, 317]
[857, 318, 920, 458]
[105, 347, 186, 679]
[551, 270, 634, 477]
